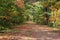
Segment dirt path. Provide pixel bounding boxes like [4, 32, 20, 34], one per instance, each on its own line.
[0, 21, 60, 40]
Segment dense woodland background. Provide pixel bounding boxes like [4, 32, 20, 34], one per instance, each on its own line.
[0, 0, 60, 31]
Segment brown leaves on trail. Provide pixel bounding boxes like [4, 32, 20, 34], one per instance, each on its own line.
[0, 21, 60, 40]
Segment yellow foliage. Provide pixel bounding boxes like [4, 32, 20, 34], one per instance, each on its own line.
[43, 2, 48, 7]
[10, 12, 19, 16]
[56, 1, 60, 8]
[0, 16, 6, 18]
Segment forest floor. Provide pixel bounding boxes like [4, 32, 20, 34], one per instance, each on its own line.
[0, 21, 60, 40]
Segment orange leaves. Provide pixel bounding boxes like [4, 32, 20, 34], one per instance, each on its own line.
[56, 1, 60, 6]
[49, 17, 56, 21]
[56, 1, 60, 8]
[49, 0, 55, 2]
[17, 0, 24, 8]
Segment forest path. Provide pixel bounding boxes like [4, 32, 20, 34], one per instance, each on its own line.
[0, 21, 60, 40]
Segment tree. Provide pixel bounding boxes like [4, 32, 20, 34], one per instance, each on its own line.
[0, 0, 25, 30]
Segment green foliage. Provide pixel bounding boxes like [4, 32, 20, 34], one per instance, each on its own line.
[24, 0, 60, 29]
[25, 2, 46, 24]
[0, 0, 25, 30]
[0, 0, 60, 30]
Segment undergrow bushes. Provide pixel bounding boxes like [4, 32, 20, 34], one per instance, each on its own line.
[0, 0, 25, 30]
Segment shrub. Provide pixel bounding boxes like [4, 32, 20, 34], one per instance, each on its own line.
[0, 0, 25, 30]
